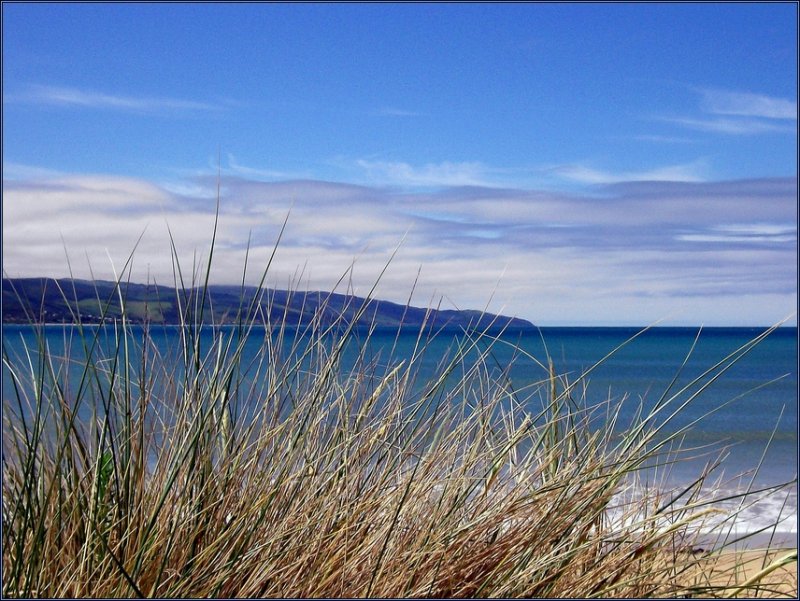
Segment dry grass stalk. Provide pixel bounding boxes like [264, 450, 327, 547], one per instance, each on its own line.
[2, 217, 796, 598]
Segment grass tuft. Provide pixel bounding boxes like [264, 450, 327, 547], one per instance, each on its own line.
[2, 222, 796, 598]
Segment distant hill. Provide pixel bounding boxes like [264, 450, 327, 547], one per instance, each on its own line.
[2, 278, 534, 331]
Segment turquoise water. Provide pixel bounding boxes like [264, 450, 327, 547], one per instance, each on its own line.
[3, 324, 796, 539]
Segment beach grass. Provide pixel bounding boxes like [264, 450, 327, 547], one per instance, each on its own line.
[2, 216, 796, 598]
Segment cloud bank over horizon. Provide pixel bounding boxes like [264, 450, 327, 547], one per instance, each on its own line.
[3, 4, 795, 326]
[3, 168, 796, 327]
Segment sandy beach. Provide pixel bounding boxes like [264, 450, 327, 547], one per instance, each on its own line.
[686, 548, 798, 597]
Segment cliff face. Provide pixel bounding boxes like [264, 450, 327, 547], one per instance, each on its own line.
[2, 278, 534, 330]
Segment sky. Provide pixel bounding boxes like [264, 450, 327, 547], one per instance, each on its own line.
[2, 3, 797, 326]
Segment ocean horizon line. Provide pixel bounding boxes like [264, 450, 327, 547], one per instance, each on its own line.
[2, 322, 797, 332]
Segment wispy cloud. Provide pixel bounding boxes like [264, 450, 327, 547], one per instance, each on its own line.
[551, 160, 709, 185]
[355, 159, 493, 187]
[628, 134, 699, 144]
[3, 169, 795, 325]
[676, 222, 797, 244]
[700, 89, 797, 120]
[226, 154, 310, 181]
[7, 84, 225, 115]
[656, 87, 797, 136]
[661, 116, 795, 135]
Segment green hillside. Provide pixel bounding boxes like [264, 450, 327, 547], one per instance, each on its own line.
[2, 278, 534, 331]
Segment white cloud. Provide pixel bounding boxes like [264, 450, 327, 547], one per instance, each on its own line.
[654, 87, 797, 137]
[661, 116, 795, 135]
[8, 84, 224, 115]
[552, 160, 709, 184]
[700, 89, 797, 120]
[677, 233, 796, 244]
[2, 170, 796, 326]
[714, 223, 796, 236]
[3, 175, 174, 217]
[226, 154, 310, 181]
[677, 223, 797, 244]
[629, 134, 698, 144]
[355, 159, 493, 187]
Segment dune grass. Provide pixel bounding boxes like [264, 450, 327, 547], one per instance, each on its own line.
[2, 219, 797, 598]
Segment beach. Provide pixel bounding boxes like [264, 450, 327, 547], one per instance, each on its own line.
[688, 549, 798, 597]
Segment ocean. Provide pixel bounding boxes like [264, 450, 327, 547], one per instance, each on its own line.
[3, 323, 797, 545]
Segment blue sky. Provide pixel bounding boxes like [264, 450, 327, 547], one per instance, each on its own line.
[2, 3, 797, 325]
